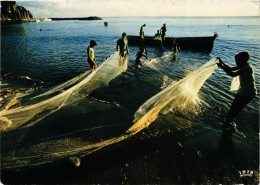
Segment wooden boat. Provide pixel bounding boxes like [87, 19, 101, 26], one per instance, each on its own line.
[126, 33, 218, 52]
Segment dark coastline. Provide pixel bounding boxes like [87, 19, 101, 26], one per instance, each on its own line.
[50, 16, 102, 21]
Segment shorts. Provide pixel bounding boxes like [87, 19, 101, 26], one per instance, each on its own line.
[119, 51, 127, 57]
[88, 59, 96, 69]
[161, 34, 165, 39]
[135, 59, 142, 67]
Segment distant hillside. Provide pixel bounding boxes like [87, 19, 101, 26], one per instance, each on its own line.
[1, 1, 33, 23]
[51, 16, 103, 21]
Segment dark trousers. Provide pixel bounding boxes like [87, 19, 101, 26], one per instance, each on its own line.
[135, 59, 142, 67]
[140, 38, 147, 56]
[161, 33, 165, 40]
[224, 94, 255, 124]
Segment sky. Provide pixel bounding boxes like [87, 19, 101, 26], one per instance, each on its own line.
[17, 1, 260, 18]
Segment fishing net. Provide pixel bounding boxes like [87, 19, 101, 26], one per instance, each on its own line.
[230, 76, 240, 91]
[127, 58, 218, 134]
[1, 51, 130, 169]
[0, 51, 128, 132]
[81, 58, 219, 156]
[1, 55, 217, 170]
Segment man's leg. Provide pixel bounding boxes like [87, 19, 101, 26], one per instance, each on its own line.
[88, 60, 95, 72]
[140, 39, 147, 56]
[223, 95, 254, 131]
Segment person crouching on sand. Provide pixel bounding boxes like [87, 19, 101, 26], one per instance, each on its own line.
[87, 40, 97, 72]
[217, 51, 257, 134]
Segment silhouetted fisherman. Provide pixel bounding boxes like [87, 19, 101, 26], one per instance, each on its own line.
[87, 40, 97, 72]
[154, 30, 161, 37]
[160, 23, 167, 40]
[140, 24, 146, 40]
[117, 32, 129, 58]
[217, 51, 257, 135]
[139, 24, 148, 56]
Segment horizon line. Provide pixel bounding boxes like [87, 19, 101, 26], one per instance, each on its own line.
[46, 15, 260, 18]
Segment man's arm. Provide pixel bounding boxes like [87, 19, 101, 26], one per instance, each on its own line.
[217, 57, 238, 71]
[217, 57, 240, 77]
[222, 62, 238, 71]
[142, 52, 149, 60]
[89, 57, 96, 64]
[222, 66, 240, 77]
[230, 66, 239, 71]
[218, 63, 240, 77]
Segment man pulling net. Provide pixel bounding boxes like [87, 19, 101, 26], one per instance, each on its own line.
[217, 51, 257, 137]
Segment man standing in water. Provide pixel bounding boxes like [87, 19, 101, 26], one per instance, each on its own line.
[217, 51, 257, 135]
[160, 23, 167, 41]
[87, 40, 97, 72]
[140, 24, 146, 40]
[139, 24, 148, 56]
[117, 32, 129, 57]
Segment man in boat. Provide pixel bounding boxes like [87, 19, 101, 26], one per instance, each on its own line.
[217, 51, 257, 135]
[87, 40, 97, 72]
[154, 30, 161, 38]
[172, 39, 180, 53]
[139, 24, 148, 56]
[135, 47, 149, 68]
[140, 24, 146, 40]
[117, 32, 129, 58]
[160, 23, 167, 41]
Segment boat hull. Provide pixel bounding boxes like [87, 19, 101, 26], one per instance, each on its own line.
[126, 34, 217, 52]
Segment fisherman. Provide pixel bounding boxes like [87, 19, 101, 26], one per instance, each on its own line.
[154, 30, 161, 38]
[87, 40, 97, 72]
[172, 39, 180, 53]
[116, 32, 129, 58]
[140, 24, 146, 40]
[139, 24, 148, 56]
[160, 23, 167, 41]
[217, 51, 257, 134]
[135, 47, 149, 68]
